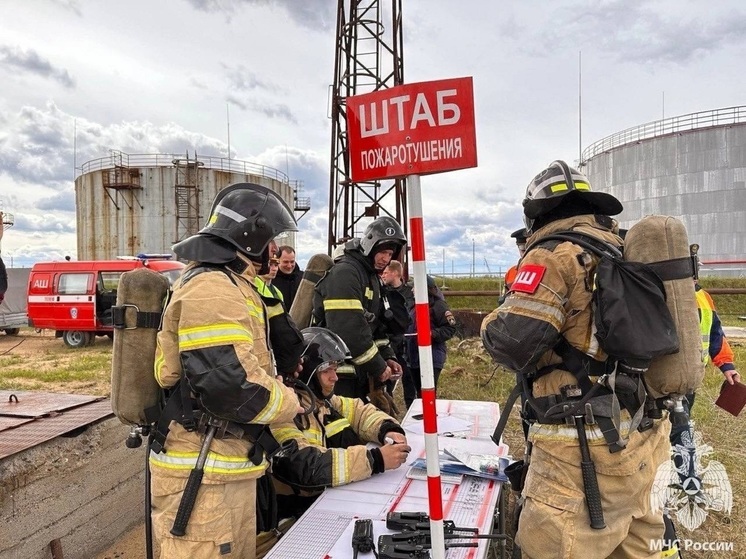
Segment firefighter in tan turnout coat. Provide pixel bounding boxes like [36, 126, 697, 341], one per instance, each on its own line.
[149, 183, 303, 559]
[270, 327, 410, 519]
[482, 162, 671, 559]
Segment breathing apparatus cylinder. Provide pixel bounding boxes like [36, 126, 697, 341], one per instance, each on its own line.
[110, 268, 171, 426]
[623, 215, 704, 400]
[289, 253, 334, 329]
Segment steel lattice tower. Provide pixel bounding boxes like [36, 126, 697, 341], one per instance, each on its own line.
[327, 0, 406, 254]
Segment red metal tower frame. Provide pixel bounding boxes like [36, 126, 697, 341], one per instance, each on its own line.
[327, 0, 407, 254]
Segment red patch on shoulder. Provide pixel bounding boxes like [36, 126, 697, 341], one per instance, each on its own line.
[510, 264, 546, 294]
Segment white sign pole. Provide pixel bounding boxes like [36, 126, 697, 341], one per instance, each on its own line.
[406, 173, 446, 559]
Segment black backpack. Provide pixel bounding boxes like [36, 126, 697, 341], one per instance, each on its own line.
[534, 231, 680, 366]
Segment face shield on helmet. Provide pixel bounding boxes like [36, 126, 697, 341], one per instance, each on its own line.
[298, 327, 351, 392]
[359, 216, 407, 258]
[174, 182, 298, 270]
[522, 160, 622, 232]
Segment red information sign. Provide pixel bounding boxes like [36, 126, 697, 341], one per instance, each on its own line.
[347, 77, 477, 181]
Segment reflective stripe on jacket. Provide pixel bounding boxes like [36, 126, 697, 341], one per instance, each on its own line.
[271, 393, 396, 491]
[695, 284, 735, 373]
[312, 245, 394, 379]
[151, 258, 300, 482]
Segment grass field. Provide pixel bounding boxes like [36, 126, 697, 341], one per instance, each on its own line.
[0, 276, 744, 558]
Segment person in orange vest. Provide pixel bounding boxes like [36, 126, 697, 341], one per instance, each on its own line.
[670, 245, 741, 454]
[500, 227, 528, 305]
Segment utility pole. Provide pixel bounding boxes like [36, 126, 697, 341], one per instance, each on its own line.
[472, 239, 476, 277]
[327, 0, 406, 254]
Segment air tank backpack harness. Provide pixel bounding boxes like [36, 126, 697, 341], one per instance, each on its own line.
[492, 215, 703, 528]
[110, 264, 283, 547]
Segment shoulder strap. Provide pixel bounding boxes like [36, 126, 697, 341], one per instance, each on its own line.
[527, 231, 622, 260]
[181, 264, 238, 287]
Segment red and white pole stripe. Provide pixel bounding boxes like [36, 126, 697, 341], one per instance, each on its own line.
[407, 174, 446, 559]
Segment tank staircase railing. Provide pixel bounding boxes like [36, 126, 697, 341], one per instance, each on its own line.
[581, 105, 746, 163]
[173, 155, 203, 243]
[79, 153, 290, 184]
[101, 151, 144, 210]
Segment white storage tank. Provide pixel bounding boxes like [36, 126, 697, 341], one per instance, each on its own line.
[75, 151, 298, 260]
[581, 107, 746, 276]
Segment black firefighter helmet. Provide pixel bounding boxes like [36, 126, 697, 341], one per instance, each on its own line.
[299, 327, 351, 396]
[359, 216, 406, 259]
[173, 183, 298, 271]
[522, 160, 622, 232]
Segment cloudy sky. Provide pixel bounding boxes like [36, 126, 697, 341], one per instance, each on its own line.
[1, 0, 745, 273]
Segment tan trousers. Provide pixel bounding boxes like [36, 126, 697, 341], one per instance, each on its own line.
[517, 421, 671, 559]
[151, 472, 257, 559]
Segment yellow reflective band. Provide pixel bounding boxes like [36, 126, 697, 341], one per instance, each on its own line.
[266, 303, 284, 320]
[338, 396, 355, 421]
[178, 323, 253, 350]
[245, 299, 264, 322]
[364, 287, 373, 300]
[352, 343, 379, 365]
[325, 418, 351, 438]
[361, 410, 382, 433]
[304, 428, 323, 446]
[375, 338, 389, 347]
[550, 182, 569, 193]
[330, 447, 350, 486]
[154, 350, 167, 386]
[574, 181, 590, 191]
[273, 427, 301, 444]
[696, 289, 712, 363]
[149, 449, 266, 475]
[337, 364, 356, 376]
[500, 297, 564, 331]
[529, 419, 634, 444]
[253, 384, 285, 424]
[323, 299, 364, 311]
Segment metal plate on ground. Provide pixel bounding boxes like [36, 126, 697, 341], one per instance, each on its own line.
[0, 416, 34, 431]
[0, 391, 98, 418]
[0, 398, 113, 460]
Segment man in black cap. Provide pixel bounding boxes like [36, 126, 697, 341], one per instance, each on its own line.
[501, 227, 529, 304]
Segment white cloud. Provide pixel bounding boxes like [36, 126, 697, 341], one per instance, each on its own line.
[0, 0, 745, 272]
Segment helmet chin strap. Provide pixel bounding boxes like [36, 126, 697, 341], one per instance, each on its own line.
[226, 254, 250, 275]
[251, 245, 272, 275]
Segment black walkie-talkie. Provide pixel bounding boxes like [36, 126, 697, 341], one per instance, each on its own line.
[352, 518, 375, 558]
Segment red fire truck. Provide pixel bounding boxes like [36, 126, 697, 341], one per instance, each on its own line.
[27, 254, 185, 348]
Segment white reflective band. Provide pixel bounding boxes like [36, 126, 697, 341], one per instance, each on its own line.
[338, 396, 355, 420]
[28, 295, 93, 303]
[330, 447, 349, 486]
[352, 343, 378, 365]
[245, 299, 265, 321]
[501, 297, 564, 330]
[337, 364, 356, 376]
[529, 419, 634, 444]
[215, 205, 246, 223]
[273, 427, 301, 444]
[325, 418, 351, 438]
[253, 384, 285, 424]
[149, 449, 266, 475]
[323, 299, 364, 311]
